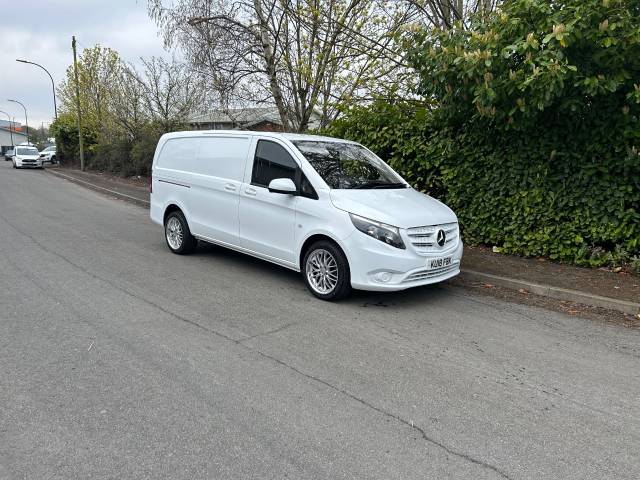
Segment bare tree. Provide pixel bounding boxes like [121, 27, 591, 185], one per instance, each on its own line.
[148, 1, 500, 131]
[149, 0, 438, 131]
[110, 66, 147, 139]
[407, 0, 498, 29]
[127, 57, 206, 133]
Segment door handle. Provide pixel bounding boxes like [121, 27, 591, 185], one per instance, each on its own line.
[224, 183, 236, 192]
[244, 187, 257, 196]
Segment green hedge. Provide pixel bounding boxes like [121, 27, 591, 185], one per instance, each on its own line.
[325, 0, 640, 268]
[327, 101, 639, 267]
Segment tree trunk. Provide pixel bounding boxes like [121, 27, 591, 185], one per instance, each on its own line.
[254, 0, 292, 131]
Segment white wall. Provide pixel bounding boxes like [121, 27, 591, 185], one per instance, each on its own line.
[0, 129, 28, 146]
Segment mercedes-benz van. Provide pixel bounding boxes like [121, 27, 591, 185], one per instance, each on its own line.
[150, 131, 462, 300]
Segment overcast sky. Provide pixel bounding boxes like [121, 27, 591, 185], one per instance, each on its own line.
[0, 0, 173, 128]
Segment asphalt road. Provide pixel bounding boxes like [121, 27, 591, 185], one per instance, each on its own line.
[0, 161, 638, 480]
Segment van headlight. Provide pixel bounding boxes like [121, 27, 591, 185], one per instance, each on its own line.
[349, 213, 405, 249]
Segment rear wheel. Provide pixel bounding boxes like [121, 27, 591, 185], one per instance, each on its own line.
[302, 240, 351, 301]
[164, 210, 197, 254]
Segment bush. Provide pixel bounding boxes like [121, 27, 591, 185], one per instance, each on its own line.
[50, 114, 163, 177]
[129, 125, 163, 177]
[326, 0, 640, 267]
[49, 112, 97, 167]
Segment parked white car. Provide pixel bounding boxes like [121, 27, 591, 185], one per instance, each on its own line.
[150, 131, 462, 300]
[39, 146, 57, 164]
[12, 146, 43, 169]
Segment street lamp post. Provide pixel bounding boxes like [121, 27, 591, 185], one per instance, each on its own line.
[0, 110, 14, 146]
[7, 99, 29, 144]
[16, 59, 57, 120]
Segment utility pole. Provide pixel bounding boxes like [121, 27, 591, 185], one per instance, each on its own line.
[72, 36, 85, 171]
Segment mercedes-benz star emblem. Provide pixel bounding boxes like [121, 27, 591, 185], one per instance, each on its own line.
[436, 229, 446, 247]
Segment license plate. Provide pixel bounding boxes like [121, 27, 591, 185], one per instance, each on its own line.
[427, 256, 452, 270]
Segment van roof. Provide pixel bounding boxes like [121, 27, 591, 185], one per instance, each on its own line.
[160, 130, 358, 144]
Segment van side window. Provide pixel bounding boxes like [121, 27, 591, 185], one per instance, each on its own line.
[251, 140, 298, 188]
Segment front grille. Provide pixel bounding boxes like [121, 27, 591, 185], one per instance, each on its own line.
[406, 222, 459, 254]
[403, 263, 459, 282]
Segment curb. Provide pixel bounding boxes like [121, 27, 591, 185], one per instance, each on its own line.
[46, 168, 150, 206]
[45, 168, 639, 316]
[458, 269, 640, 316]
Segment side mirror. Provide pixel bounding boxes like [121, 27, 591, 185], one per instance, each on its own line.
[268, 178, 297, 195]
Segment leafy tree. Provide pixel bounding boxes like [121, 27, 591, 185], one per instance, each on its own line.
[57, 46, 124, 138]
[407, 0, 640, 130]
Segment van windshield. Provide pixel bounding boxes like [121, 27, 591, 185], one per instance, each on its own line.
[292, 140, 407, 189]
[16, 147, 38, 155]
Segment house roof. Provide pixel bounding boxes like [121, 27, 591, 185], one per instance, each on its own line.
[188, 107, 278, 124]
[187, 106, 321, 128]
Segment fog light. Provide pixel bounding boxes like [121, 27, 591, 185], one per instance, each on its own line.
[375, 272, 392, 283]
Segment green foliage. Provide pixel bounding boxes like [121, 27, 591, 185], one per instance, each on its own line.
[53, 45, 185, 177]
[129, 123, 165, 177]
[326, 0, 640, 268]
[49, 112, 97, 166]
[407, 0, 640, 129]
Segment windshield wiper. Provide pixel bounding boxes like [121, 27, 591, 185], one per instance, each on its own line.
[351, 181, 407, 189]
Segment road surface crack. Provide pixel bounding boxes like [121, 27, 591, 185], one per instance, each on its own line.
[238, 322, 299, 343]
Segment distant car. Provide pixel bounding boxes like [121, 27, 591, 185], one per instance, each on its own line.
[1, 146, 12, 159]
[4, 148, 15, 162]
[39, 145, 57, 164]
[12, 146, 43, 169]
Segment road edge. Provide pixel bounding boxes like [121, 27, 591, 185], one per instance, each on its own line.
[46, 168, 150, 206]
[45, 167, 639, 316]
[457, 269, 640, 315]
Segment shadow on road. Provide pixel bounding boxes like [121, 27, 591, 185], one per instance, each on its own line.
[192, 240, 448, 309]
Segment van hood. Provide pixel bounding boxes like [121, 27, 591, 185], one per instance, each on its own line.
[330, 188, 457, 229]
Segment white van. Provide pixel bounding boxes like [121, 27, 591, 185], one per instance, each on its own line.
[12, 145, 43, 169]
[150, 131, 462, 300]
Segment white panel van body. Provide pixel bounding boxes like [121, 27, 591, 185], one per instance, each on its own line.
[150, 131, 462, 300]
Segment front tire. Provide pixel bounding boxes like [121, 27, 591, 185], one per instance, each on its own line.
[164, 210, 197, 254]
[302, 240, 351, 301]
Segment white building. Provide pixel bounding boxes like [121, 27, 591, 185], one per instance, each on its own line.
[0, 127, 28, 147]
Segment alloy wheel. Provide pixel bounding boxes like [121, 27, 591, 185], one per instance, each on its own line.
[166, 216, 184, 250]
[305, 248, 339, 294]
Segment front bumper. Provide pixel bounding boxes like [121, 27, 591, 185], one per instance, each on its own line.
[16, 159, 42, 168]
[344, 229, 463, 292]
